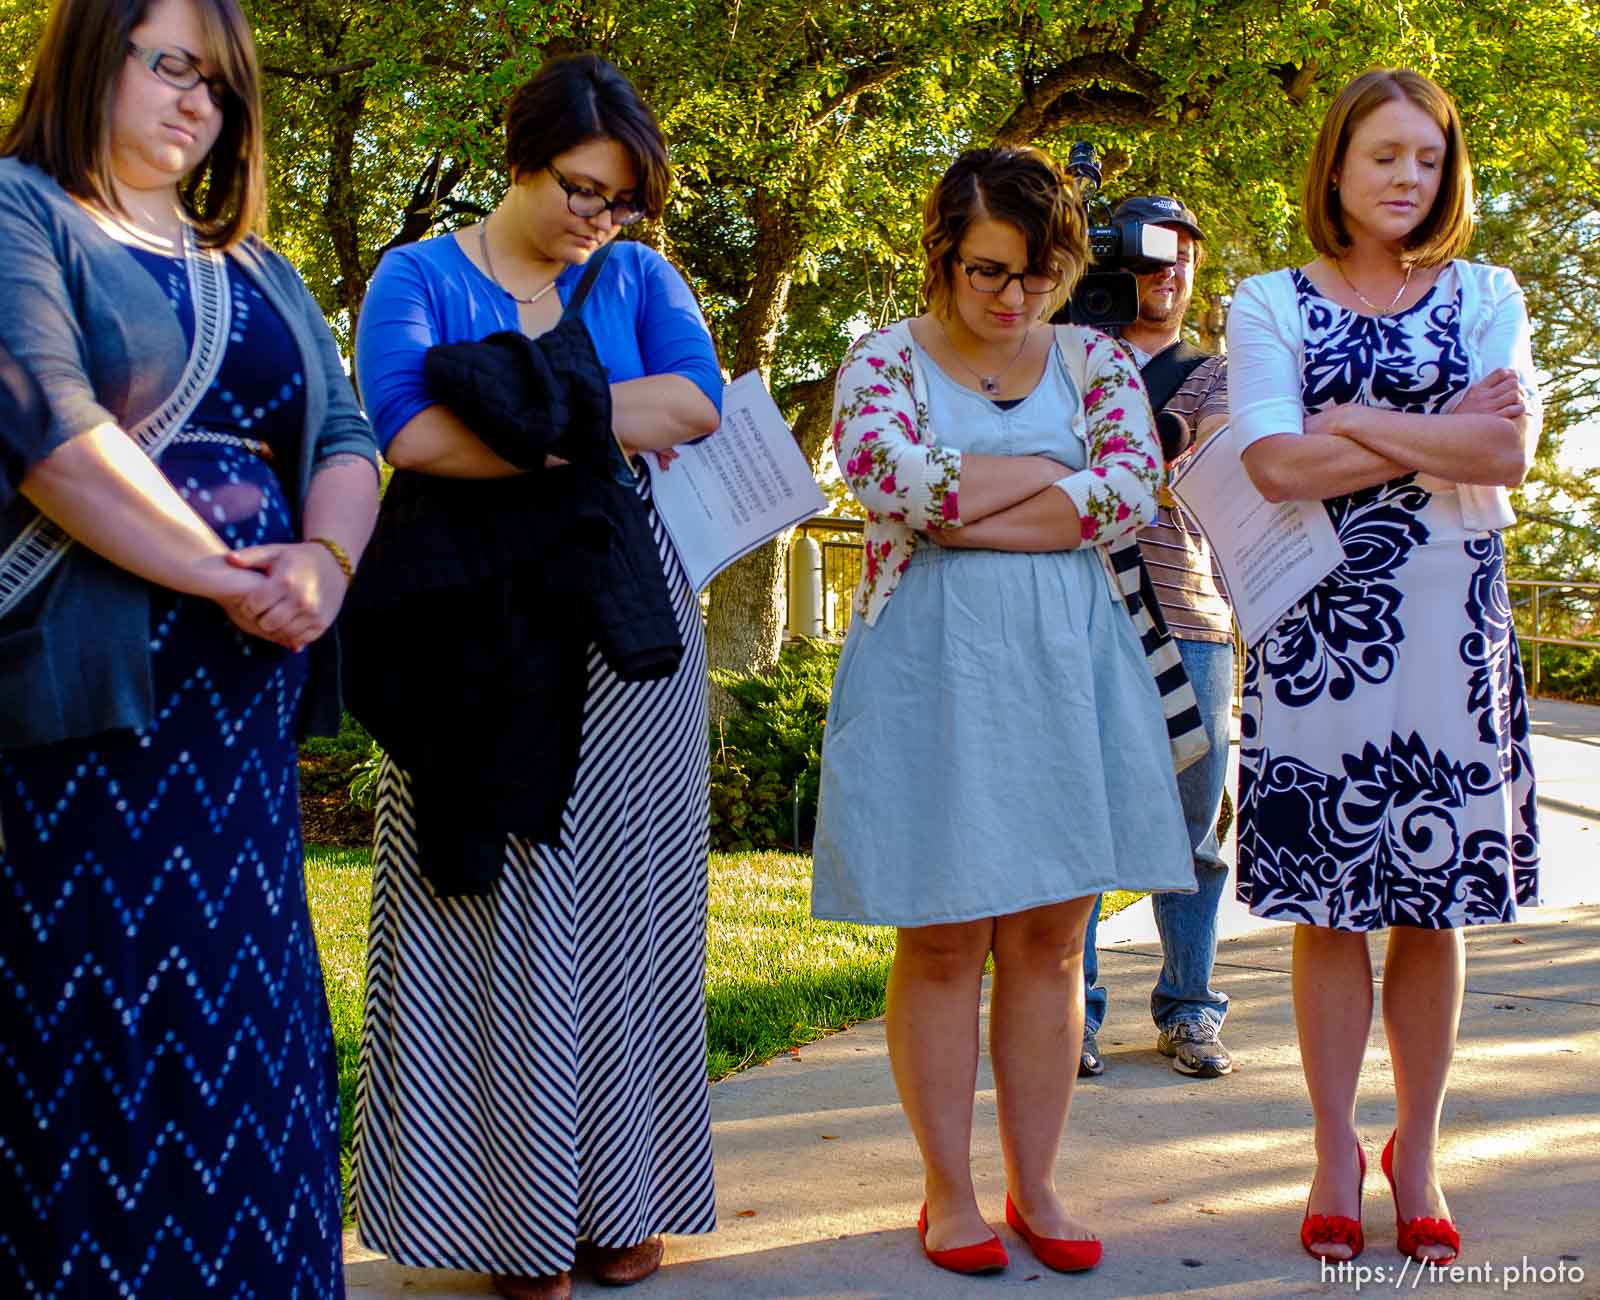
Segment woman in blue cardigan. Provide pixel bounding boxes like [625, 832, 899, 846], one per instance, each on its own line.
[0, 0, 379, 1293]
[351, 54, 723, 1300]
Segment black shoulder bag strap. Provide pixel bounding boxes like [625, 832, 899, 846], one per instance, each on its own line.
[559, 239, 617, 322]
[1139, 339, 1211, 414]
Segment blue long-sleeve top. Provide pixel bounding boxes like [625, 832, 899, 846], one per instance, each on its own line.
[356, 233, 722, 453]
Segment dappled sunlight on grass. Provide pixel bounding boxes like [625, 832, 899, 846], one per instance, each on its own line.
[303, 844, 376, 1219]
[705, 852, 895, 1078]
[302, 846, 1148, 1212]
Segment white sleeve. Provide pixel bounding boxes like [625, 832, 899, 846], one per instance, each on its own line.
[1473, 265, 1542, 451]
[1226, 273, 1304, 452]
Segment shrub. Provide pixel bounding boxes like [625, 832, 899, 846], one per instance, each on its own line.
[298, 713, 382, 845]
[708, 638, 840, 852]
[1525, 642, 1600, 704]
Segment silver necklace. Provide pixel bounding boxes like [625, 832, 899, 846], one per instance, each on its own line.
[1336, 259, 1413, 315]
[938, 318, 1034, 395]
[478, 216, 560, 306]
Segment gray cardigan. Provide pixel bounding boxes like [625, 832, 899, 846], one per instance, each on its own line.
[0, 158, 379, 747]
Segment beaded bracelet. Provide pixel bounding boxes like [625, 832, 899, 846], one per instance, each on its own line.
[309, 536, 354, 583]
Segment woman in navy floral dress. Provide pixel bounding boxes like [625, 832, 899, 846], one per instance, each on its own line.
[1227, 70, 1539, 1268]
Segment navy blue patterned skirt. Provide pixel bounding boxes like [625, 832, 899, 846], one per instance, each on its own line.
[0, 441, 344, 1297]
[1237, 479, 1539, 931]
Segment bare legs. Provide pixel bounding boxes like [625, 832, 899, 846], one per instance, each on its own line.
[1293, 922, 1464, 1261]
[886, 917, 991, 1250]
[886, 897, 1098, 1251]
[991, 898, 1099, 1240]
[1382, 926, 1464, 1261]
[1294, 925, 1372, 1260]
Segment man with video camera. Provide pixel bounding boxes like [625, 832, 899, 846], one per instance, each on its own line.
[1077, 195, 1237, 1081]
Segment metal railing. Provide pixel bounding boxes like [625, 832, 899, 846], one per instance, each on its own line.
[788, 516, 865, 637]
[785, 522, 1600, 696]
[1507, 577, 1600, 697]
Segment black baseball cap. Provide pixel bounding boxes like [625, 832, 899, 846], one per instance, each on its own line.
[1112, 195, 1203, 242]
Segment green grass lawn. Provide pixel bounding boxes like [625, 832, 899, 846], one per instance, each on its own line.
[304, 845, 1145, 1210]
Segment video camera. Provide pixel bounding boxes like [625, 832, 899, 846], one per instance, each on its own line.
[1056, 142, 1178, 329]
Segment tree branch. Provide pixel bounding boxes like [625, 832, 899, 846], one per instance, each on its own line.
[809, 52, 904, 125]
[1124, 0, 1158, 60]
[1273, 60, 1320, 105]
[261, 52, 475, 81]
[996, 86, 1169, 142]
[375, 150, 472, 257]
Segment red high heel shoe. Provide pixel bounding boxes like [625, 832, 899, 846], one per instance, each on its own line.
[917, 1203, 1009, 1275]
[1381, 1131, 1460, 1265]
[1004, 1194, 1102, 1273]
[1300, 1141, 1366, 1261]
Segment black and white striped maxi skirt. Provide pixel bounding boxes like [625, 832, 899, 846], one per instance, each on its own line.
[352, 483, 715, 1276]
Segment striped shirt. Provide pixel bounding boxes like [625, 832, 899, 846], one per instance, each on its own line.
[1128, 346, 1234, 643]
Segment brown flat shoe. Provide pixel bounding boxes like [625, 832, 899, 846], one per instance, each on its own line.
[589, 1236, 664, 1286]
[491, 1272, 572, 1300]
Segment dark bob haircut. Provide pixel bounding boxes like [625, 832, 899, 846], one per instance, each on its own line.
[504, 53, 670, 220]
[921, 146, 1089, 319]
[2, 0, 266, 249]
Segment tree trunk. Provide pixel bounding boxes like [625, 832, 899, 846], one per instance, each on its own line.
[703, 542, 788, 708]
[323, 76, 369, 332]
[703, 188, 803, 713]
[1196, 288, 1226, 354]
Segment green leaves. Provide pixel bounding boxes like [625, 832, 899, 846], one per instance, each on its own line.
[4, 0, 1594, 672]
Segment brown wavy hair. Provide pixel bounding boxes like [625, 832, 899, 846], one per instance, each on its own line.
[1301, 68, 1474, 267]
[921, 146, 1088, 318]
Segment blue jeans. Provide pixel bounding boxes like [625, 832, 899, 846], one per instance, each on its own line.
[1083, 637, 1234, 1039]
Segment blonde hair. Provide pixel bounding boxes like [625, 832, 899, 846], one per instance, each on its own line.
[1301, 68, 1474, 266]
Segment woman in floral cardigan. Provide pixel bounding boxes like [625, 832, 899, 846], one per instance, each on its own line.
[811, 147, 1195, 1278]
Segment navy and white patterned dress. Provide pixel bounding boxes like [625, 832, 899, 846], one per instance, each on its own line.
[1236, 266, 1540, 931]
[0, 248, 345, 1297]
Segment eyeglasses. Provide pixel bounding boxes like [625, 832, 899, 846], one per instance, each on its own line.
[548, 163, 645, 228]
[127, 42, 228, 108]
[959, 260, 1059, 296]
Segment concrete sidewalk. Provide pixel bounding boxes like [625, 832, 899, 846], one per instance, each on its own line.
[347, 699, 1600, 1300]
[346, 909, 1599, 1299]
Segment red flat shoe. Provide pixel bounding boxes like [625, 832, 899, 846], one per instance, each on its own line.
[1381, 1131, 1460, 1265]
[917, 1203, 1009, 1275]
[1004, 1194, 1102, 1273]
[1301, 1141, 1366, 1261]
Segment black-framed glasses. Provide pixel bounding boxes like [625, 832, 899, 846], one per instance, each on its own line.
[548, 163, 645, 228]
[959, 259, 1059, 296]
[127, 42, 228, 108]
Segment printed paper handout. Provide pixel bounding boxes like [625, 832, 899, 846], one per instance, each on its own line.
[646, 371, 827, 592]
[1169, 423, 1345, 647]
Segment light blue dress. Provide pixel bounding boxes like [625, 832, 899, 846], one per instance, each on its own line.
[811, 342, 1195, 927]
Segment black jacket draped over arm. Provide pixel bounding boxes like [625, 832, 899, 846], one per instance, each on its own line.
[343, 319, 683, 895]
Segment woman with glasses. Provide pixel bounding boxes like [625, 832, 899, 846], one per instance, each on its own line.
[350, 53, 722, 1300]
[811, 146, 1193, 1277]
[0, 0, 380, 1294]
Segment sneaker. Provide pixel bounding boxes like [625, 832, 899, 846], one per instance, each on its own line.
[1157, 1021, 1233, 1078]
[1078, 1033, 1105, 1078]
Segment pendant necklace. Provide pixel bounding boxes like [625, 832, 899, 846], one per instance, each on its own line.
[939, 317, 1033, 395]
[1336, 259, 1413, 315]
[478, 216, 560, 307]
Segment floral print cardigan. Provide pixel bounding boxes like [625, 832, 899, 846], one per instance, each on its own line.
[832, 318, 1165, 625]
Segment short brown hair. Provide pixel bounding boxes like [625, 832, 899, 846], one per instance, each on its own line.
[504, 54, 670, 221]
[1, 0, 265, 250]
[921, 146, 1089, 319]
[1301, 68, 1474, 266]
